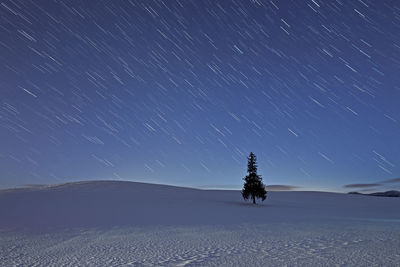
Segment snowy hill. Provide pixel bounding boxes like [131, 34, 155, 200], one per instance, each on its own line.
[1, 181, 400, 266]
[1, 180, 399, 229]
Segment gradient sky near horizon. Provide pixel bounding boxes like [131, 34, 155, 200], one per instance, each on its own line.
[1, 0, 400, 191]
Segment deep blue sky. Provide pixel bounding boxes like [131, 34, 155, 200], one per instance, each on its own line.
[1, 0, 399, 192]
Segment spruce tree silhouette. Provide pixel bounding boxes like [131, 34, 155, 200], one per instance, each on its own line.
[242, 152, 267, 204]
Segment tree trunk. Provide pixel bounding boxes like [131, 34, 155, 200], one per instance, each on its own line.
[252, 195, 256, 204]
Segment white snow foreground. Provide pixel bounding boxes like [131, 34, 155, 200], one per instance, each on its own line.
[0, 180, 399, 266]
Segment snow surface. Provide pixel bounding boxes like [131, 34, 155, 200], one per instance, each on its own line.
[0, 180, 399, 266]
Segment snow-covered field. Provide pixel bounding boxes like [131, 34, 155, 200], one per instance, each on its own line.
[0, 181, 399, 266]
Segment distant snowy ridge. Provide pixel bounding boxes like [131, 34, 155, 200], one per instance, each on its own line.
[348, 190, 400, 197]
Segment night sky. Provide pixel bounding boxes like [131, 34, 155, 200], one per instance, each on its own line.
[1, 0, 399, 192]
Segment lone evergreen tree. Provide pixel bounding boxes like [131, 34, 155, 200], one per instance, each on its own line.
[242, 152, 267, 204]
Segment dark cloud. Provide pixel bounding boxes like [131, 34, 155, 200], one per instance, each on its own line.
[265, 185, 300, 191]
[359, 188, 379, 192]
[344, 183, 381, 188]
[381, 178, 400, 183]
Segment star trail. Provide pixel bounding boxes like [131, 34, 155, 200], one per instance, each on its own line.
[1, 0, 399, 191]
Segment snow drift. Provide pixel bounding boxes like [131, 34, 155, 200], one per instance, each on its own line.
[0, 180, 399, 229]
